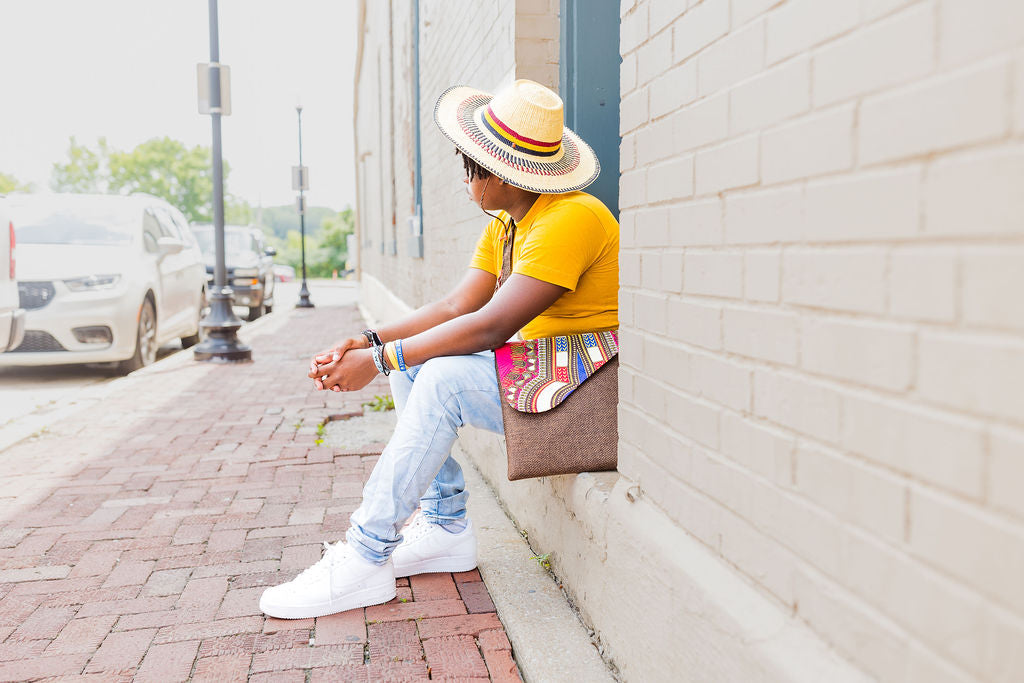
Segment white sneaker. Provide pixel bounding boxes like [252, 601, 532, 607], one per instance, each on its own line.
[392, 514, 478, 578]
[259, 542, 396, 619]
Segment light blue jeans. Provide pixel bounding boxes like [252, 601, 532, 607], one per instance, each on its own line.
[346, 351, 504, 564]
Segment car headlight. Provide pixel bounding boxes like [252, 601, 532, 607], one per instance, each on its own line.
[64, 274, 121, 291]
[233, 268, 259, 277]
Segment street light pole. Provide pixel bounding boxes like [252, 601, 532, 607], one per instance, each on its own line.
[194, 0, 251, 362]
[296, 105, 313, 308]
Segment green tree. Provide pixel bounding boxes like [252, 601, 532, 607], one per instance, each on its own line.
[260, 204, 337, 240]
[271, 229, 319, 275]
[225, 196, 253, 225]
[265, 208, 353, 277]
[0, 172, 33, 194]
[48, 136, 245, 224]
[310, 208, 354, 276]
[107, 137, 217, 223]
[51, 136, 110, 193]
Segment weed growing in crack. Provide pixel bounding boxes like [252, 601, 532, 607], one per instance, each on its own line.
[362, 394, 395, 412]
[531, 552, 551, 571]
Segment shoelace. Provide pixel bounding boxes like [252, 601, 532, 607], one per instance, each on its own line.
[403, 513, 433, 544]
[294, 541, 344, 585]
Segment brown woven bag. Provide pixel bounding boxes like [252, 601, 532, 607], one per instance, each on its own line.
[498, 355, 618, 480]
[493, 221, 618, 480]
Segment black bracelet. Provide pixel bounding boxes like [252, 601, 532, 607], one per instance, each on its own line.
[361, 329, 383, 348]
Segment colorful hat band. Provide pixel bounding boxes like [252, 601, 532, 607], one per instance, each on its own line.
[481, 106, 562, 157]
[434, 83, 601, 194]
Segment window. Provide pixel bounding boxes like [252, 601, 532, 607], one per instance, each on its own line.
[153, 207, 182, 240]
[169, 209, 198, 248]
[142, 209, 162, 253]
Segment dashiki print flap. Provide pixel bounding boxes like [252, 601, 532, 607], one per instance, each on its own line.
[494, 331, 618, 414]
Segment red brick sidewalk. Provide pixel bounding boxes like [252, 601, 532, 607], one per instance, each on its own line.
[0, 305, 521, 682]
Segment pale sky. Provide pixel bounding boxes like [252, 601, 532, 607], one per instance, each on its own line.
[0, 0, 358, 210]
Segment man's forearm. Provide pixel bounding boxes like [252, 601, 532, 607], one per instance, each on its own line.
[393, 273, 568, 368]
[367, 268, 497, 345]
[375, 299, 463, 343]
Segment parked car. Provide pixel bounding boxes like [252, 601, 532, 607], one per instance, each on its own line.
[191, 224, 276, 321]
[0, 193, 207, 373]
[0, 197, 26, 353]
[273, 264, 295, 283]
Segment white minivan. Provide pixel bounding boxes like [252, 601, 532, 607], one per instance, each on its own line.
[0, 196, 26, 353]
[0, 193, 207, 373]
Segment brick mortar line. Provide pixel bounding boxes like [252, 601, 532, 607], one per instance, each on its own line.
[0, 308, 289, 458]
[622, 437, 1024, 639]
[617, 345, 1024, 433]
[618, 299, 1024, 347]
[617, 396, 1003, 510]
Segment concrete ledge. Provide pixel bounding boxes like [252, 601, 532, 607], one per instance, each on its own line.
[455, 428, 874, 683]
[360, 271, 415, 323]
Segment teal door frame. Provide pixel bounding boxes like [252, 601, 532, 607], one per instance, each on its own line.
[560, 0, 621, 219]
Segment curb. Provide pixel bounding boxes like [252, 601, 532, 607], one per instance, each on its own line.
[461, 454, 614, 683]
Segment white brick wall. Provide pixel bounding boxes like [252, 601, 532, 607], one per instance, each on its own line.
[356, 0, 559, 311]
[620, 0, 1024, 680]
[359, 1, 1024, 679]
[729, 55, 811, 134]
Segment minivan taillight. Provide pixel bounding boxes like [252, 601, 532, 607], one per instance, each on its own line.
[8, 221, 14, 279]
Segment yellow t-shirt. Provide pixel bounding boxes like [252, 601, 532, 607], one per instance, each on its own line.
[469, 191, 619, 340]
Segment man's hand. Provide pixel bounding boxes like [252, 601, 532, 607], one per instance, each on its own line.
[308, 335, 370, 390]
[313, 347, 378, 393]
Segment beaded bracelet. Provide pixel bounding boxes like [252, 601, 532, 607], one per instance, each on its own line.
[395, 338, 407, 372]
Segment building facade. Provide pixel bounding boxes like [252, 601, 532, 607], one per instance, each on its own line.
[354, 1, 1024, 680]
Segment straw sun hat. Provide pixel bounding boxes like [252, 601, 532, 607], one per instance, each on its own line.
[433, 79, 600, 194]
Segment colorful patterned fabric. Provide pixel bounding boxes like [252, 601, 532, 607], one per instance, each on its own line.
[481, 105, 562, 157]
[494, 331, 618, 413]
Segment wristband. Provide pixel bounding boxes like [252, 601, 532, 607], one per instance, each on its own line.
[371, 343, 390, 376]
[395, 338, 407, 372]
[383, 342, 399, 372]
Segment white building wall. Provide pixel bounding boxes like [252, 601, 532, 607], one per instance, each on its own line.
[356, 0, 522, 313]
[356, 0, 1024, 680]
[618, 1, 1024, 681]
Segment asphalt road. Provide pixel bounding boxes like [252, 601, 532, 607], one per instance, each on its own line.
[0, 278, 358, 432]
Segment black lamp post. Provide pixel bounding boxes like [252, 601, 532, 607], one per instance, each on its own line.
[194, 0, 251, 362]
[295, 104, 314, 308]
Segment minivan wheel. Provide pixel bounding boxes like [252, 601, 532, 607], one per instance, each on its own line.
[119, 299, 157, 374]
[247, 305, 262, 322]
[181, 291, 205, 348]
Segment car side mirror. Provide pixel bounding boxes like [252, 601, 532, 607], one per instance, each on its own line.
[157, 236, 184, 255]
[264, 246, 277, 257]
